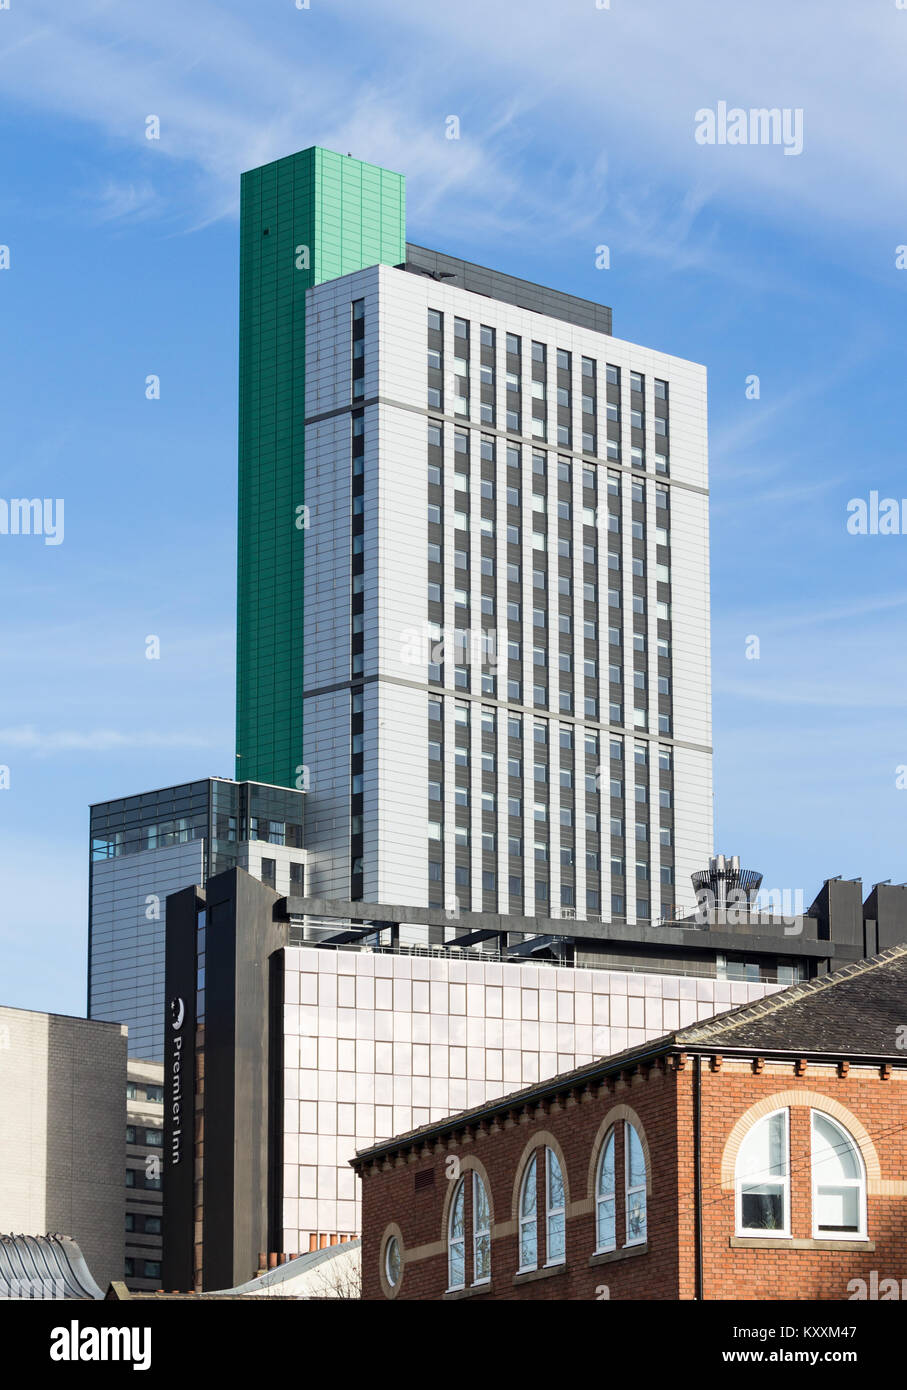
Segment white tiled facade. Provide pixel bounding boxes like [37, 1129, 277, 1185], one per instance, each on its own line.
[280, 947, 776, 1246]
[302, 262, 713, 920]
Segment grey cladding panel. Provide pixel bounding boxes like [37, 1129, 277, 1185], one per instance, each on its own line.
[404, 244, 613, 337]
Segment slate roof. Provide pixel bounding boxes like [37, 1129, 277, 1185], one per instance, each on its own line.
[673, 943, 907, 1054]
[352, 944, 907, 1166]
[0, 1234, 104, 1300]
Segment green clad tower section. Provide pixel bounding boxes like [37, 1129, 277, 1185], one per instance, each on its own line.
[236, 146, 406, 788]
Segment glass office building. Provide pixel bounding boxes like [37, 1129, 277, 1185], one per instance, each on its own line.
[88, 778, 305, 1060]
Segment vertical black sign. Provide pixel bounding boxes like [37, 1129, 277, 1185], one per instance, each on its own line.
[162, 885, 202, 1290]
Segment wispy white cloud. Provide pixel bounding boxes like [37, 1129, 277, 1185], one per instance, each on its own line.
[88, 178, 162, 225]
[365, 0, 907, 237]
[718, 590, 907, 634]
[709, 332, 880, 469]
[710, 473, 846, 515]
[715, 679, 907, 710]
[3, 0, 905, 268]
[0, 725, 214, 753]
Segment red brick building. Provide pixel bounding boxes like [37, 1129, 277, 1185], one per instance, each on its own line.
[352, 945, 907, 1300]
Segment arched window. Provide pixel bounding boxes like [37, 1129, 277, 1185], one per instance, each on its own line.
[735, 1108, 789, 1236]
[546, 1148, 566, 1264]
[473, 1172, 491, 1283]
[624, 1122, 648, 1245]
[811, 1111, 866, 1239]
[518, 1153, 538, 1271]
[448, 1176, 466, 1289]
[595, 1128, 616, 1252]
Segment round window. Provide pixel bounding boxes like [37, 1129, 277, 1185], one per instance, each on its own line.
[385, 1236, 402, 1289]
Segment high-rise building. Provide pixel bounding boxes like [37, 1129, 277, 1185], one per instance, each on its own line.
[88, 777, 305, 1060]
[235, 146, 712, 924]
[90, 146, 713, 1063]
[152, 145, 907, 1291]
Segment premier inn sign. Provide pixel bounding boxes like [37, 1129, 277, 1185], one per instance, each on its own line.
[162, 885, 203, 1289]
[169, 995, 186, 1166]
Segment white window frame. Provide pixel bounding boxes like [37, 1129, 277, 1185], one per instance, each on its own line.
[810, 1110, 867, 1241]
[384, 1235, 402, 1290]
[734, 1107, 791, 1238]
[595, 1128, 617, 1254]
[472, 1171, 492, 1285]
[624, 1122, 648, 1247]
[518, 1153, 538, 1273]
[545, 1147, 566, 1266]
[447, 1176, 466, 1291]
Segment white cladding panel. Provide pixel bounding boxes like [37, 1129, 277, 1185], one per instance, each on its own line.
[302, 263, 713, 916]
[280, 947, 779, 1244]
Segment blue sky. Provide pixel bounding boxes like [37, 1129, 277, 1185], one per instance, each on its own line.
[2, 0, 907, 1014]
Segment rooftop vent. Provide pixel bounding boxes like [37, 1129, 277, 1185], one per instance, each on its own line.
[691, 855, 763, 910]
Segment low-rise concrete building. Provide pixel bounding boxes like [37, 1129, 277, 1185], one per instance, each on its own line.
[0, 1005, 127, 1292]
[162, 867, 893, 1290]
